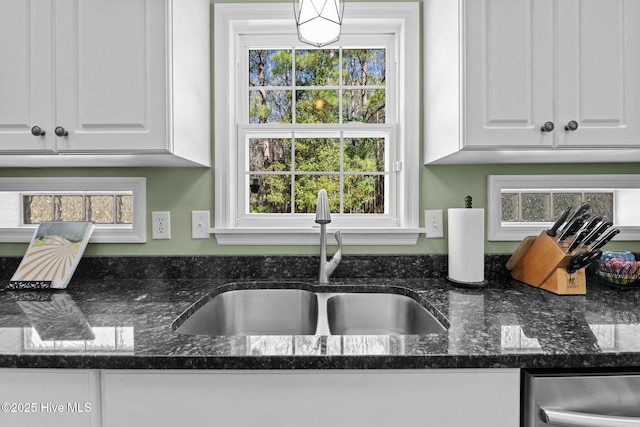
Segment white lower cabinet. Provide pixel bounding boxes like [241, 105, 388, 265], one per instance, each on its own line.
[0, 369, 100, 427]
[101, 369, 520, 427]
[0, 368, 520, 426]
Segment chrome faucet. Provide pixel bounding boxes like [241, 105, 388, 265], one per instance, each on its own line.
[315, 189, 342, 284]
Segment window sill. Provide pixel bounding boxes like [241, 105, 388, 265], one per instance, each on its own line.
[210, 227, 424, 245]
[0, 225, 146, 244]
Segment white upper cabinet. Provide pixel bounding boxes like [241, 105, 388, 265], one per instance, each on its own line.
[463, 0, 555, 149]
[424, 0, 640, 164]
[0, 0, 56, 153]
[54, 0, 168, 154]
[0, 0, 210, 167]
[556, 0, 640, 148]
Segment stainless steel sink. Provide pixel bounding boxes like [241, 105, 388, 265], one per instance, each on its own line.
[173, 288, 446, 336]
[174, 289, 319, 336]
[326, 293, 447, 335]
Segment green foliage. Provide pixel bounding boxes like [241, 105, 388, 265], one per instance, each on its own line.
[249, 48, 386, 214]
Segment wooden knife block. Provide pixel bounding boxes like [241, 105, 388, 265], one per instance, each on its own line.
[510, 231, 586, 295]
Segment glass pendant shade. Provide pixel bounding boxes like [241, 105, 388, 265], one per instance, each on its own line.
[294, 0, 343, 47]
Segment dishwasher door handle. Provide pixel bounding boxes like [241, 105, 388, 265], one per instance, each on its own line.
[541, 408, 640, 427]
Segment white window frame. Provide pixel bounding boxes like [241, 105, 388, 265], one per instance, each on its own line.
[213, 2, 420, 245]
[488, 175, 640, 241]
[0, 177, 146, 243]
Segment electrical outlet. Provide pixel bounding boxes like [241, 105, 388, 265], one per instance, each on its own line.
[191, 210, 211, 239]
[152, 211, 171, 239]
[425, 209, 444, 238]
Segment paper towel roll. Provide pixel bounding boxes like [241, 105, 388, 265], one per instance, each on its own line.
[448, 208, 486, 285]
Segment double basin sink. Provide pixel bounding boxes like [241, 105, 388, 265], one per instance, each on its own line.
[173, 287, 447, 336]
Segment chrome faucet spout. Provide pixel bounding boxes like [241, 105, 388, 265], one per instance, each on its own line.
[315, 189, 342, 284]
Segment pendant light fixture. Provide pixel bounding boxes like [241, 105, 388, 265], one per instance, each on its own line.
[294, 0, 343, 48]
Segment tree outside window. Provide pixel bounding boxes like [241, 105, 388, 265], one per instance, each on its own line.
[247, 48, 387, 215]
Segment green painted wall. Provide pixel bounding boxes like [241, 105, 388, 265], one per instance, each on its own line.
[0, 1, 637, 257]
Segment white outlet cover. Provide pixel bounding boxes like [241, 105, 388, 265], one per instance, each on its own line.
[152, 211, 171, 239]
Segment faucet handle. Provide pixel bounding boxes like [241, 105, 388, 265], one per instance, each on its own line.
[315, 189, 332, 224]
[324, 230, 343, 279]
[334, 230, 342, 248]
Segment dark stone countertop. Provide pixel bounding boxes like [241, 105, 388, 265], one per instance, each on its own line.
[0, 255, 639, 370]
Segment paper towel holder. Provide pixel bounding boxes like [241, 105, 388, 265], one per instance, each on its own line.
[447, 196, 488, 288]
[447, 276, 488, 288]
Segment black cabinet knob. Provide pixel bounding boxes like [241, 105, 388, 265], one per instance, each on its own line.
[54, 126, 68, 137]
[31, 126, 46, 136]
[541, 122, 554, 132]
[565, 121, 579, 131]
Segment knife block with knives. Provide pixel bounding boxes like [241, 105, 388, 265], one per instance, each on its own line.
[508, 203, 619, 295]
[510, 231, 588, 295]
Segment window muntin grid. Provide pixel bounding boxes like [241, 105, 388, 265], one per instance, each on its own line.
[244, 46, 392, 218]
[248, 48, 386, 125]
[245, 130, 389, 215]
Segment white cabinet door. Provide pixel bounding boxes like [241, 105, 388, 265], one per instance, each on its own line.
[102, 369, 520, 427]
[467, 0, 640, 150]
[54, 0, 169, 153]
[0, 0, 209, 166]
[0, 369, 100, 427]
[464, 0, 554, 148]
[0, 0, 56, 153]
[556, 0, 640, 148]
[424, 0, 640, 163]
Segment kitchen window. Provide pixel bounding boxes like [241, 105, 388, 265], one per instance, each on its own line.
[501, 191, 613, 224]
[243, 47, 389, 217]
[488, 175, 640, 241]
[213, 3, 420, 245]
[0, 177, 146, 243]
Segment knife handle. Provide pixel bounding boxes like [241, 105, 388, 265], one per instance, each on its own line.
[558, 217, 585, 242]
[567, 249, 602, 274]
[590, 228, 620, 251]
[566, 229, 588, 253]
[564, 202, 590, 227]
[547, 206, 572, 237]
[582, 220, 613, 246]
[581, 215, 602, 233]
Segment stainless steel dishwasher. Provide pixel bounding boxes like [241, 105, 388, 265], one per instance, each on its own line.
[523, 371, 640, 427]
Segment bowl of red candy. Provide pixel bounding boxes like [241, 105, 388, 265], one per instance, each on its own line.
[591, 251, 640, 287]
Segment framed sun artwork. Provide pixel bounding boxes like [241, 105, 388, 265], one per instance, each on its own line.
[8, 222, 94, 290]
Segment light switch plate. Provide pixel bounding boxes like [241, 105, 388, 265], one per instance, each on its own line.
[425, 209, 444, 238]
[191, 210, 211, 239]
[152, 211, 171, 239]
